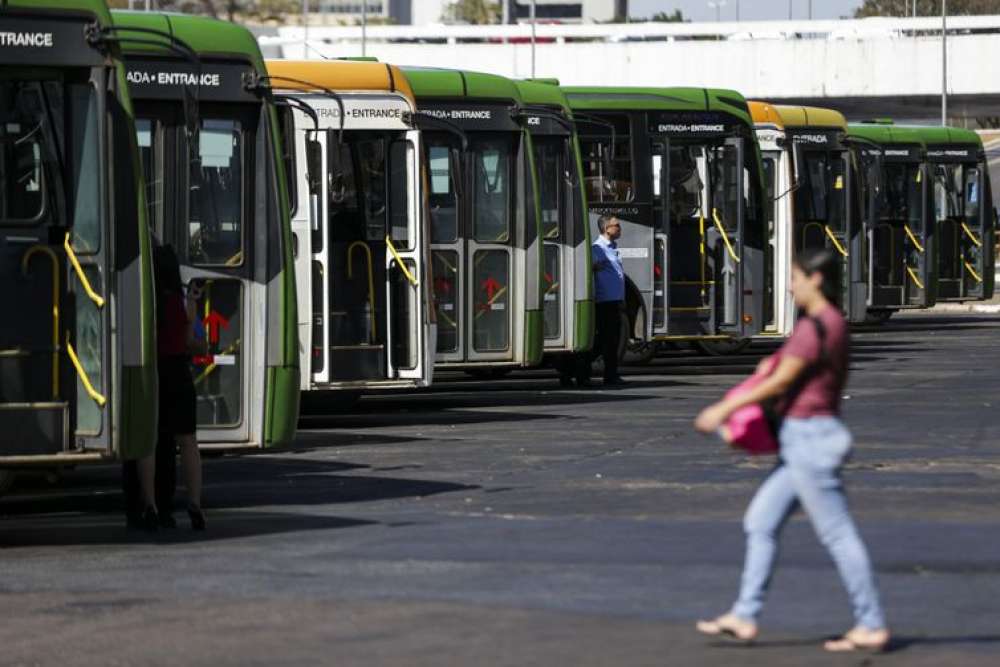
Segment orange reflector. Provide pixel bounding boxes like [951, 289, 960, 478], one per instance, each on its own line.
[743, 314, 753, 324]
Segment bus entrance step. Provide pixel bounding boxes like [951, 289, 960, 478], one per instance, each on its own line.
[0, 350, 59, 404]
[0, 402, 69, 456]
[328, 345, 386, 381]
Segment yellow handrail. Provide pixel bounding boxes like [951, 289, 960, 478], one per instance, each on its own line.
[194, 338, 241, 386]
[385, 235, 418, 287]
[823, 226, 849, 257]
[474, 285, 508, 321]
[961, 222, 983, 248]
[698, 212, 707, 299]
[964, 261, 983, 283]
[64, 233, 105, 308]
[21, 245, 60, 399]
[903, 224, 925, 254]
[347, 241, 377, 341]
[711, 209, 741, 263]
[905, 265, 925, 290]
[65, 332, 106, 407]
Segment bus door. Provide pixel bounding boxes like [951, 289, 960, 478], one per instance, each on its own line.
[312, 128, 425, 382]
[959, 164, 991, 299]
[1, 78, 109, 455]
[845, 151, 868, 322]
[181, 111, 257, 443]
[707, 138, 745, 334]
[466, 132, 515, 362]
[650, 137, 670, 334]
[535, 135, 570, 348]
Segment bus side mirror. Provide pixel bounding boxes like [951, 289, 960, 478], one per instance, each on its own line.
[791, 142, 804, 189]
[306, 139, 321, 196]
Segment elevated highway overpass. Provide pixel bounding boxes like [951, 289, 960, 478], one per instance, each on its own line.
[260, 15, 1000, 122]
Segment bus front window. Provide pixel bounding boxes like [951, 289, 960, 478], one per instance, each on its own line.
[189, 119, 244, 266]
[472, 135, 512, 243]
[0, 81, 63, 225]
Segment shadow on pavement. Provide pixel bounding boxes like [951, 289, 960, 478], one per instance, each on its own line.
[0, 510, 375, 548]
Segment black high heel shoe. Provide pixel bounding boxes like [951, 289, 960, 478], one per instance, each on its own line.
[187, 505, 206, 531]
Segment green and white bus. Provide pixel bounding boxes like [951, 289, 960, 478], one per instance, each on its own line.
[906, 125, 995, 303]
[266, 58, 435, 392]
[113, 10, 299, 449]
[562, 86, 767, 357]
[847, 122, 937, 316]
[0, 0, 156, 494]
[403, 67, 545, 373]
[515, 79, 594, 367]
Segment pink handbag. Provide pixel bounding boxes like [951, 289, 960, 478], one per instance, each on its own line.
[719, 356, 780, 455]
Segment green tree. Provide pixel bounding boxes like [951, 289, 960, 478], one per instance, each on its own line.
[650, 10, 686, 22]
[855, 0, 1000, 17]
[443, 0, 501, 24]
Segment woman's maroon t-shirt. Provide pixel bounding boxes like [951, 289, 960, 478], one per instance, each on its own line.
[779, 304, 849, 418]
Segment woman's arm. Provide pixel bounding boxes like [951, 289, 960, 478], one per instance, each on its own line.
[694, 355, 808, 433]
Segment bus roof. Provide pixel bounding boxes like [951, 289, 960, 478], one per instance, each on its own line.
[7, 0, 111, 23]
[402, 67, 524, 105]
[265, 59, 414, 103]
[111, 10, 265, 71]
[560, 86, 754, 128]
[891, 124, 983, 148]
[515, 79, 572, 116]
[749, 101, 846, 131]
[846, 122, 930, 148]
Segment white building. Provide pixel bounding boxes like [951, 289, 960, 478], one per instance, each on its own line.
[313, 0, 624, 25]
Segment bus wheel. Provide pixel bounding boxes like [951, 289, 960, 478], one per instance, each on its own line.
[693, 338, 752, 356]
[864, 309, 893, 324]
[624, 340, 658, 365]
[464, 368, 513, 380]
[0, 470, 15, 497]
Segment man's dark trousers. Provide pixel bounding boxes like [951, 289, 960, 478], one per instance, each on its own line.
[587, 300, 623, 382]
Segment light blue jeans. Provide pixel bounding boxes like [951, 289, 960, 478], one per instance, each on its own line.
[730, 416, 886, 630]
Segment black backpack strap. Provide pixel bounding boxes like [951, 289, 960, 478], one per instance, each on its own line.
[809, 315, 828, 367]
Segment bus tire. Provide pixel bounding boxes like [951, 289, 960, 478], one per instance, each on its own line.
[693, 338, 752, 356]
[0, 470, 15, 497]
[864, 309, 893, 324]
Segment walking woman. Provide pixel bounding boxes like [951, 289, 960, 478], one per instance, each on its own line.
[153, 241, 207, 531]
[693, 248, 889, 652]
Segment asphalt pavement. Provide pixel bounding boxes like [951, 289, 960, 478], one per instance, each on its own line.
[2, 312, 999, 666]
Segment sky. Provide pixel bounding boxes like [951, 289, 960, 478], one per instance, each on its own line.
[629, 0, 864, 22]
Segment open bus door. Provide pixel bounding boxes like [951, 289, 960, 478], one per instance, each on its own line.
[709, 137, 746, 336]
[961, 164, 994, 299]
[845, 149, 869, 322]
[309, 126, 426, 383]
[871, 156, 934, 310]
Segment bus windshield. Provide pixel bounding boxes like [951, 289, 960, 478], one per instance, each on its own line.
[795, 150, 847, 226]
[326, 130, 409, 245]
[471, 133, 513, 243]
[1, 77, 101, 249]
[880, 163, 922, 225]
[933, 163, 964, 221]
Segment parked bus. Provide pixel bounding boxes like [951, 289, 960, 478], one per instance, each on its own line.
[514, 79, 593, 366]
[403, 67, 545, 373]
[113, 10, 299, 449]
[265, 58, 434, 392]
[0, 0, 156, 495]
[561, 86, 767, 357]
[750, 102, 867, 334]
[905, 125, 994, 303]
[847, 121, 937, 316]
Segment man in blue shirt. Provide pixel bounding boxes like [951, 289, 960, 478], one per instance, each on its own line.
[581, 214, 627, 387]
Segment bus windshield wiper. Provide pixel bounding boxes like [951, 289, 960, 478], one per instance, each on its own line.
[404, 111, 469, 151]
